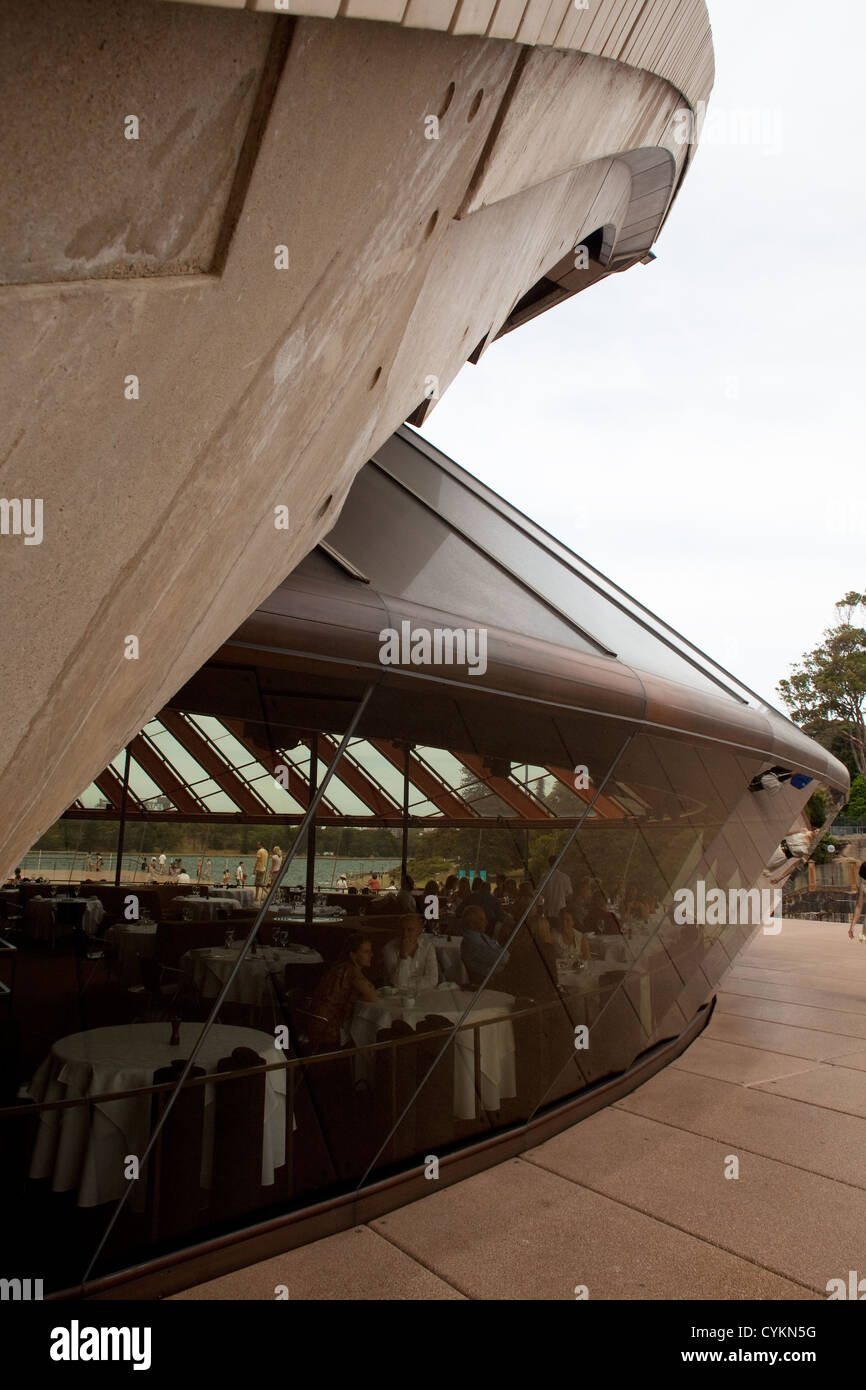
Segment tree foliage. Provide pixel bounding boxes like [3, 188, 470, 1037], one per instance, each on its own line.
[778, 591, 866, 779]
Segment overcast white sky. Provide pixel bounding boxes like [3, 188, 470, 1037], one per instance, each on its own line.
[420, 0, 865, 711]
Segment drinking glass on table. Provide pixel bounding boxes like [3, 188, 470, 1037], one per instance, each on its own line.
[224, 928, 235, 949]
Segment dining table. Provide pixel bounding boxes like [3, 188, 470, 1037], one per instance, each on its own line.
[174, 895, 239, 922]
[429, 933, 469, 984]
[104, 920, 158, 986]
[180, 941, 324, 1007]
[27, 1021, 288, 1207]
[209, 887, 256, 908]
[351, 983, 516, 1119]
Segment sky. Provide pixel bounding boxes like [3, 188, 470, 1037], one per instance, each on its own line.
[420, 0, 866, 711]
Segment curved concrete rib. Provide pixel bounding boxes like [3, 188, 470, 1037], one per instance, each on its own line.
[0, 1, 712, 875]
[167, 0, 714, 112]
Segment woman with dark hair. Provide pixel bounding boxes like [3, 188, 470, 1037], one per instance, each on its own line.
[849, 862, 866, 942]
[307, 932, 379, 1052]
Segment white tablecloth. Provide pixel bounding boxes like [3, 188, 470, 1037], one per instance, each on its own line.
[175, 896, 238, 921]
[28, 897, 57, 942]
[268, 912, 345, 926]
[213, 887, 255, 908]
[181, 943, 323, 1007]
[432, 935, 468, 984]
[105, 922, 158, 986]
[352, 985, 516, 1119]
[27, 1022, 287, 1207]
[558, 959, 653, 1033]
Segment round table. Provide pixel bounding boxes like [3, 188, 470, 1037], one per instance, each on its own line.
[181, 943, 323, 1007]
[430, 934, 468, 984]
[104, 921, 158, 986]
[352, 985, 516, 1119]
[174, 896, 239, 922]
[27, 1022, 287, 1207]
[210, 887, 255, 908]
[267, 912, 346, 926]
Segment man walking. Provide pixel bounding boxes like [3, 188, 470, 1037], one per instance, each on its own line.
[254, 841, 269, 901]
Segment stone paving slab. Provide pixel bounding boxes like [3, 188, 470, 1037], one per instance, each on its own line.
[615, 1068, 866, 1189]
[751, 1064, 866, 1120]
[720, 976, 866, 1014]
[716, 991, 866, 1039]
[171, 1225, 466, 1301]
[670, 1035, 821, 1087]
[704, 1012, 866, 1062]
[368, 1159, 814, 1301]
[523, 1107, 863, 1295]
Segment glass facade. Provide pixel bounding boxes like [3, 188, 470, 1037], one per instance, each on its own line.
[0, 686, 837, 1293]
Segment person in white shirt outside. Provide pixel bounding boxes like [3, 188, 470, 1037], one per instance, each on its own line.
[382, 914, 439, 994]
[336, 873, 348, 892]
[158, 852, 166, 876]
[176, 868, 191, 884]
[543, 855, 572, 920]
[236, 862, 246, 887]
[269, 845, 283, 887]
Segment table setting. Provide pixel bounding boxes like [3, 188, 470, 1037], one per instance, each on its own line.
[104, 919, 158, 986]
[351, 984, 516, 1119]
[180, 937, 323, 1007]
[27, 1021, 288, 1207]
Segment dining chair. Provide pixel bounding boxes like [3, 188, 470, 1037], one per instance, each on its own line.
[212, 1046, 268, 1221]
[148, 1059, 207, 1240]
[413, 1015, 455, 1151]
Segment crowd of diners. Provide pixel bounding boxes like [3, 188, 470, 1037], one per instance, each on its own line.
[303, 862, 656, 1053]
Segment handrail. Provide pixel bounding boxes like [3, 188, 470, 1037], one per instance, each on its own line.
[0, 992, 601, 1120]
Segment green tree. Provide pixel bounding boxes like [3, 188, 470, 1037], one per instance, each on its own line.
[845, 774, 866, 824]
[778, 591, 866, 779]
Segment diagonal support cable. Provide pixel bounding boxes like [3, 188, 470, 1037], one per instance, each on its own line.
[80, 682, 376, 1289]
[354, 734, 635, 1191]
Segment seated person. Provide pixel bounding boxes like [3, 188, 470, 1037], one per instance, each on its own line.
[584, 885, 623, 935]
[391, 874, 418, 914]
[307, 933, 378, 1052]
[459, 877, 512, 934]
[553, 909, 591, 967]
[382, 914, 439, 993]
[460, 905, 509, 990]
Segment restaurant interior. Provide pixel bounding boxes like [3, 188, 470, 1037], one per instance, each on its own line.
[0, 428, 847, 1298]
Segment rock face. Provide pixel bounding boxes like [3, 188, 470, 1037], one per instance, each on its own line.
[0, 0, 712, 875]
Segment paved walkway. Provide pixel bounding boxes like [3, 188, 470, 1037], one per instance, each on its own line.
[175, 919, 866, 1300]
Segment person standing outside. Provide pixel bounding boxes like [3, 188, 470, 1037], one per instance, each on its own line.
[849, 862, 866, 942]
[253, 842, 269, 901]
[158, 852, 166, 877]
[269, 844, 283, 888]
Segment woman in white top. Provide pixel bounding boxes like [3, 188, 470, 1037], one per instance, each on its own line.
[382, 914, 439, 994]
[269, 845, 283, 885]
[552, 909, 591, 967]
[236, 862, 246, 886]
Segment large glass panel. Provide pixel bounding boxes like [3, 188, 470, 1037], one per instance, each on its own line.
[0, 686, 837, 1293]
